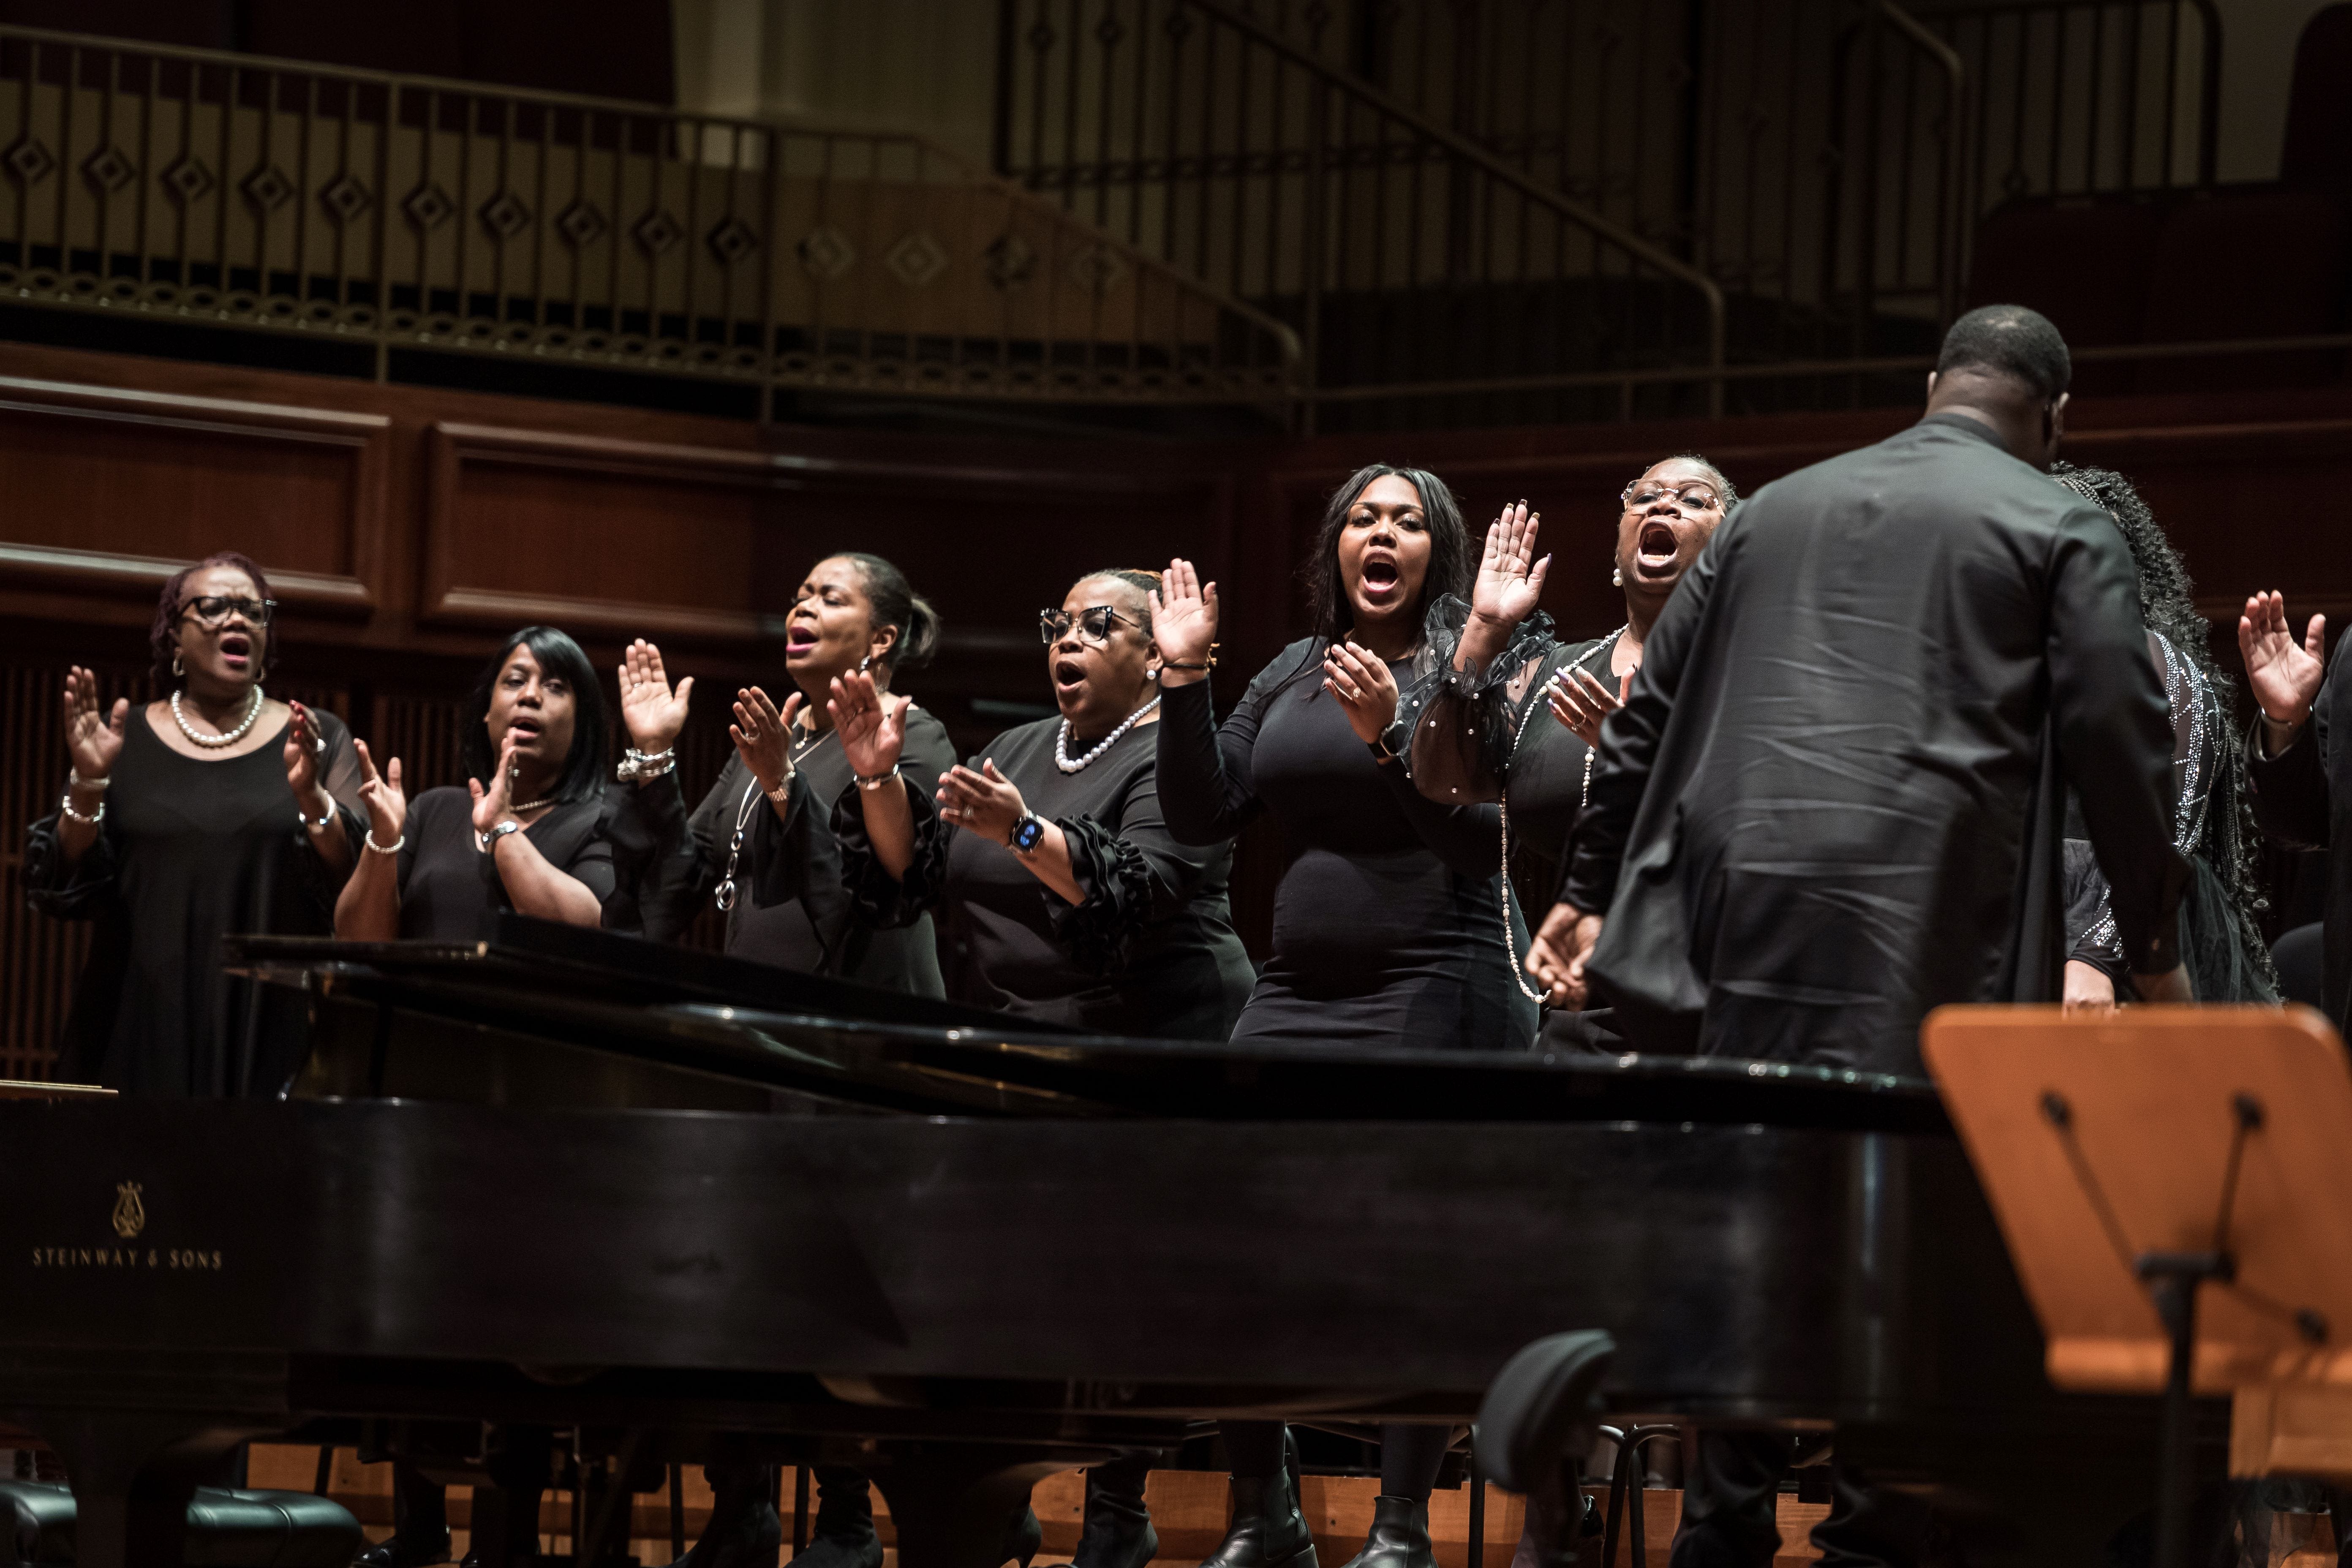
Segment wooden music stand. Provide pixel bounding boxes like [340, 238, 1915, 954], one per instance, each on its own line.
[1921, 1004, 2352, 1568]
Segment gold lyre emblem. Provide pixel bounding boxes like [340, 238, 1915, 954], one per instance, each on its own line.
[111, 1181, 145, 1240]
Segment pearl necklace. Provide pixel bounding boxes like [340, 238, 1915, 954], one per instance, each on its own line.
[170, 686, 264, 748]
[1055, 696, 1160, 773]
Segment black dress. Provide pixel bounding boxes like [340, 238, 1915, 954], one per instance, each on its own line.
[2065, 629, 2276, 1002]
[1405, 596, 1624, 1048]
[24, 708, 363, 1096]
[833, 714, 1255, 1039]
[632, 708, 957, 991]
[1157, 639, 1537, 1052]
[395, 786, 649, 940]
[1562, 414, 2187, 1074]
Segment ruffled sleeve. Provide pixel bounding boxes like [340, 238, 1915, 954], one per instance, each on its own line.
[1043, 812, 1157, 976]
[829, 771, 956, 930]
[24, 806, 117, 919]
[1405, 594, 1558, 807]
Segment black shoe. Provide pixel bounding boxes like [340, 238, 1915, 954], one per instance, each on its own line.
[1199, 1443, 1316, 1568]
[787, 1467, 876, 1568]
[1335, 1497, 1434, 1568]
[1000, 1505, 1043, 1568]
[1072, 1458, 1157, 1568]
[357, 1532, 454, 1568]
[672, 1478, 785, 1568]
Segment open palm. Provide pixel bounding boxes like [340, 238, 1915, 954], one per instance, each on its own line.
[63, 665, 127, 781]
[1471, 503, 1549, 629]
[828, 670, 908, 779]
[619, 638, 695, 754]
[2239, 592, 2326, 728]
[1150, 557, 1220, 669]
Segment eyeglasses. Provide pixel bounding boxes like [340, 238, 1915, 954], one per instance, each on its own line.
[179, 595, 277, 628]
[1621, 482, 1721, 512]
[1039, 606, 1140, 646]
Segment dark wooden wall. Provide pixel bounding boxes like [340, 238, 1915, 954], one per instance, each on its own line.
[5, 340, 2350, 1076]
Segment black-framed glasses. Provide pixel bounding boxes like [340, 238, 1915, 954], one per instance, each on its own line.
[1039, 606, 1138, 646]
[1621, 482, 1720, 512]
[179, 595, 277, 628]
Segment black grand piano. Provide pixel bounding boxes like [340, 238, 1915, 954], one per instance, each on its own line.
[0, 920, 2179, 1568]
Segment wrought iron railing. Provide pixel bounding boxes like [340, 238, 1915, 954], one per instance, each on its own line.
[0, 25, 1300, 413]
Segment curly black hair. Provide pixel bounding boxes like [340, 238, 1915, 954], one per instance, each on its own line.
[2050, 460, 2276, 999]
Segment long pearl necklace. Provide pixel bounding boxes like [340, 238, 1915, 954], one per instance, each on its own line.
[1056, 695, 1160, 773]
[169, 686, 264, 748]
[1500, 627, 1626, 1003]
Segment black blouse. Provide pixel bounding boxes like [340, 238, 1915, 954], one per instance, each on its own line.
[24, 707, 363, 1096]
[631, 708, 957, 992]
[832, 713, 1255, 1040]
[394, 785, 651, 942]
[1156, 638, 1537, 1052]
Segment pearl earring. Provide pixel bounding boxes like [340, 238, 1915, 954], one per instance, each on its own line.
[1611, 567, 1623, 588]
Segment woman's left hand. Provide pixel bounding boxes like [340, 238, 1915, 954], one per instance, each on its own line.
[1322, 640, 1400, 745]
[937, 760, 1028, 845]
[468, 731, 521, 837]
[283, 700, 335, 819]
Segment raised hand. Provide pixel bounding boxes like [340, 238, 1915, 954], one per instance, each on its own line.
[1470, 501, 1550, 632]
[62, 665, 128, 782]
[1323, 639, 1401, 744]
[2238, 591, 2326, 734]
[1525, 903, 1604, 1008]
[468, 731, 520, 836]
[1149, 557, 1220, 679]
[618, 638, 695, 756]
[283, 700, 334, 817]
[937, 759, 1026, 845]
[1548, 666, 1632, 747]
[730, 685, 803, 796]
[352, 739, 407, 848]
[828, 670, 909, 781]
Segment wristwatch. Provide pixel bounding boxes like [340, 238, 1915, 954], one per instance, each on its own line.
[476, 819, 526, 852]
[1008, 812, 1046, 854]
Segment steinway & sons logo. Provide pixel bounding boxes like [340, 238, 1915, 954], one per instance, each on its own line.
[27, 1179, 224, 1272]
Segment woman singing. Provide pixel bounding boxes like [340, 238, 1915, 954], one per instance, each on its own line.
[1414, 457, 1736, 1043]
[2049, 463, 2276, 1005]
[618, 552, 957, 988]
[335, 626, 640, 944]
[1152, 466, 1528, 1568]
[26, 551, 362, 1096]
[828, 568, 1253, 1568]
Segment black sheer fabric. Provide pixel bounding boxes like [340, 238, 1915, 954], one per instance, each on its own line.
[2064, 630, 2276, 1001]
[1156, 637, 1536, 1052]
[24, 707, 364, 1096]
[629, 706, 956, 992]
[833, 714, 1253, 1040]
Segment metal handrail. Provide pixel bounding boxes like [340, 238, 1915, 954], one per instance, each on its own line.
[1179, 0, 1729, 417]
[0, 22, 1301, 411]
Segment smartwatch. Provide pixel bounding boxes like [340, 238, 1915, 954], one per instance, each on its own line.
[1009, 813, 1047, 854]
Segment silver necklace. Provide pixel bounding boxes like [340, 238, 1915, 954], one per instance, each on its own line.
[1500, 627, 1626, 1003]
[716, 723, 834, 912]
[1055, 696, 1159, 773]
[169, 686, 264, 748]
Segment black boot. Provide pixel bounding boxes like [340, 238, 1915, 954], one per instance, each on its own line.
[1072, 1456, 1157, 1568]
[785, 1468, 875, 1568]
[359, 1460, 453, 1568]
[1336, 1497, 1434, 1568]
[669, 1462, 784, 1568]
[1000, 1504, 1043, 1568]
[1199, 1440, 1316, 1568]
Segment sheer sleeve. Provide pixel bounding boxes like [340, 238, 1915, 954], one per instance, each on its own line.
[293, 710, 367, 907]
[1043, 749, 1221, 975]
[830, 768, 959, 930]
[1407, 594, 1559, 808]
[23, 808, 117, 919]
[2063, 838, 2129, 983]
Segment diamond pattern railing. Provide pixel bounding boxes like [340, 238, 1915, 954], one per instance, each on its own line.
[0, 27, 1299, 411]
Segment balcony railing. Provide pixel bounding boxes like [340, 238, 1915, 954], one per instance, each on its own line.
[0, 25, 1301, 414]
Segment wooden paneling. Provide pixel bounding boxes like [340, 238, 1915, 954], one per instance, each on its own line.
[0, 375, 387, 617]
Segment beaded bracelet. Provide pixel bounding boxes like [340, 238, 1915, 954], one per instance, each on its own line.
[58, 789, 103, 826]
